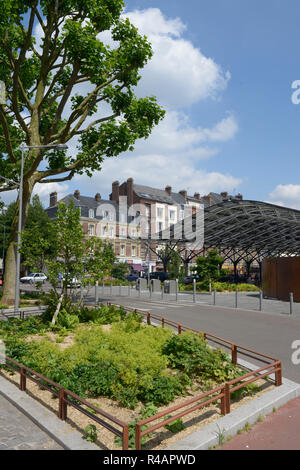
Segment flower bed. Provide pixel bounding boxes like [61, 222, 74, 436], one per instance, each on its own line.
[0, 302, 275, 449]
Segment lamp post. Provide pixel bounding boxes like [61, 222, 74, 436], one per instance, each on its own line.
[0, 143, 68, 312]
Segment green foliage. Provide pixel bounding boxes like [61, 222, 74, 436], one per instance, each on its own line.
[83, 424, 98, 443]
[193, 250, 224, 284]
[111, 262, 129, 280]
[162, 331, 242, 383]
[165, 417, 186, 433]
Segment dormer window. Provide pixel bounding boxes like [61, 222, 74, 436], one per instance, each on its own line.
[89, 209, 94, 218]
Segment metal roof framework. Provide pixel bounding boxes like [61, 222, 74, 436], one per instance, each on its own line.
[140, 200, 300, 264]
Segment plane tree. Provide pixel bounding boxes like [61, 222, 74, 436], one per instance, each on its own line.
[0, 0, 165, 304]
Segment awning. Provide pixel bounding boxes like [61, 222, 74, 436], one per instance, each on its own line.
[132, 264, 143, 272]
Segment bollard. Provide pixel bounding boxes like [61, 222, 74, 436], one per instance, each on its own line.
[176, 279, 178, 302]
[95, 281, 99, 303]
[110, 283, 112, 296]
[193, 278, 196, 303]
[161, 284, 164, 300]
[119, 284, 122, 296]
[213, 288, 216, 305]
[290, 292, 294, 315]
[259, 290, 262, 311]
[128, 285, 130, 297]
[138, 282, 141, 297]
[102, 282, 104, 295]
[80, 283, 83, 300]
[150, 281, 152, 299]
[235, 288, 238, 308]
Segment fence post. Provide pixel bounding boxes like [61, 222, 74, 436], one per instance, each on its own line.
[290, 292, 294, 315]
[162, 317, 165, 328]
[135, 423, 142, 451]
[147, 312, 151, 325]
[275, 362, 282, 386]
[58, 389, 67, 421]
[221, 386, 226, 416]
[231, 344, 238, 365]
[122, 425, 129, 451]
[193, 278, 196, 303]
[178, 324, 182, 335]
[20, 367, 26, 391]
[225, 383, 230, 414]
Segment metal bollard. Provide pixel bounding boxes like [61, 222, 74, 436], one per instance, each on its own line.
[290, 292, 294, 315]
[80, 283, 83, 300]
[235, 288, 238, 308]
[161, 284, 164, 300]
[259, 290, 262, 311]
[95, 281, 99, 303]
[119, 284, 122, 296]
[128, 285, 130, 297]
[175, 279, 178, 302]
[110, 283, 112, 296]
[102, 282, 104, 295]
[150, 282, 152, 299]
[213, 288, 216, 305]
[193, 278, 196, 303]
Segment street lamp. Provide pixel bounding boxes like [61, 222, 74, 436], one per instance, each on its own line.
[0, 143, 68, 311]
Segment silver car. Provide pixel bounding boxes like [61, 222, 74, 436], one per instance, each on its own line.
[20, 273, 47, 284]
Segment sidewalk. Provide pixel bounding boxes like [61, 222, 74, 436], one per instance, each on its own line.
[218, 395, 300, 450]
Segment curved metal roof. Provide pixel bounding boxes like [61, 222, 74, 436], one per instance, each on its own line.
[146, 199, 300, 259]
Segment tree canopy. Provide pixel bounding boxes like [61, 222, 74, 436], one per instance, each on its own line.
[0, 0, 165, 303]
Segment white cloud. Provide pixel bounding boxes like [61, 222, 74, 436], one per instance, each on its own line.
[268, 184, 300, 210]
[124, 8, 231, 109]
[33, 182, 69, 207]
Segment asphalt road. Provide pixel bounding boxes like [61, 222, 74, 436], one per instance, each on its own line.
[96, 294, 300, 384]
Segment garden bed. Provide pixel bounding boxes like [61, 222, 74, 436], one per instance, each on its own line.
[0, 301, 275, 450]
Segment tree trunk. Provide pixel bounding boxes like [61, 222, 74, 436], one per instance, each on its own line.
[1, 178, 34, 305]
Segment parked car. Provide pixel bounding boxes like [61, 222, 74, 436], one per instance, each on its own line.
[126, 273, 139, 282]
[149, 271, 171, 282]
[182, 275, 200, 285]
[20, 273, 47, 284]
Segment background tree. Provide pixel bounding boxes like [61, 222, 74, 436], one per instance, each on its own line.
[111, 261, 129, 280]
[193, 249, 224, 292]
[0, 0, 165, 304]
[167, 249, 184, 280]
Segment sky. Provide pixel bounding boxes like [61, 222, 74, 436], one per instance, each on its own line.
[3, 0, 300, 209]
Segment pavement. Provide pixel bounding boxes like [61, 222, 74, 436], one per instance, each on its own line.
[218, 395, 300, 450]
[0, 395, 63, 450]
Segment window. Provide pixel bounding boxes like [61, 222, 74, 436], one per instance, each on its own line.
[120, 227, 126, 238]
[120, 245, 125, 256]
[132, 245, 136, 256]
[109, 227, 114, 237]
[145, 204, 151, 217]
[146, 221, 150, 234]
[88, 225, 94, 236]
[102, 225, 107, 236]
[89, 209, 94, 218]
[157, 221, 163, 232]
[169, 210, 175, 221]
[157, 207, 163, 218]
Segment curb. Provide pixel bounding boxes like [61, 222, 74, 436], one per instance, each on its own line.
[0, 376, 99, 450]
[167, 359, 300, 450]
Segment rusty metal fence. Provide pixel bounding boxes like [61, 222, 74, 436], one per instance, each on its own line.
[107, 302, 282, 450]
[0, 302, 282, 450]
[0, 355, 129, 450]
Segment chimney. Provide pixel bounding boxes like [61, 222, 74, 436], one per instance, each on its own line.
[95, 193, 101, 203]
[74, 189, 80, 200]
[203, 194, 212, 207]
[49, 191, 57, 208]
[194, 192, 200, 200]
[235, 193, 243, 200]
[165, 185, 172, 196]
[221, 191, 228, 199]
[179, 190, 187, 200]
[127, 177, 134, 206]
[111, 181, 120, 201]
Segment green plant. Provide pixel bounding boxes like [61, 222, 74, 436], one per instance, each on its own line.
[215, 424, 226, 446]
[165, 417, 186, 433]
[83, 424, 98, 443]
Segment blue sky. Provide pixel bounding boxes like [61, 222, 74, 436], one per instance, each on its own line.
[3, 0, 300, 209]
